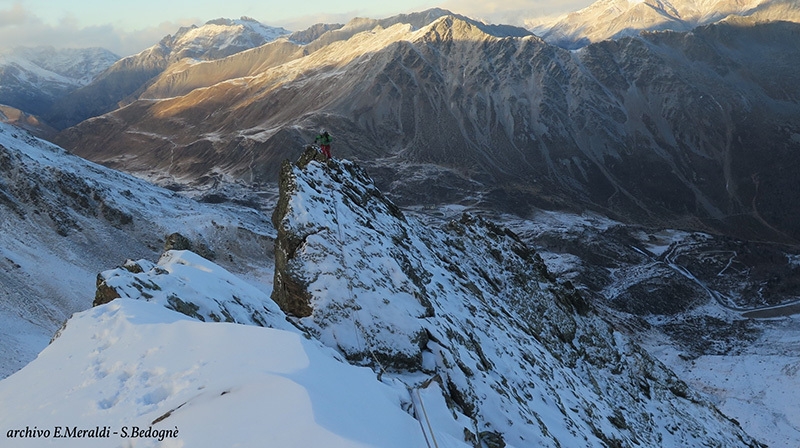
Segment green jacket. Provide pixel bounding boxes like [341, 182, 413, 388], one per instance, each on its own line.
[315, 132, 332, 145]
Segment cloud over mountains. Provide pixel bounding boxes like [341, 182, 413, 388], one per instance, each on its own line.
[0, 3, 198, 56]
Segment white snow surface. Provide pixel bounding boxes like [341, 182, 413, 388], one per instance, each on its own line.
[0, 298, 428, 448]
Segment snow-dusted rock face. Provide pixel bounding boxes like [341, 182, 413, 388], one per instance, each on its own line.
[270, 147, 764, 447]
[94, 250, 286, 329]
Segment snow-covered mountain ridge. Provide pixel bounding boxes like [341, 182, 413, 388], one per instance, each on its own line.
[0, 145, 766, 447]
[157, 17, 290, 63]
[530, 0, 800, 48]
[0, 46, 118, 88]
[0, 47, 119, 131]
[34, 17, 290, 130]
[266, 147, 762, 447]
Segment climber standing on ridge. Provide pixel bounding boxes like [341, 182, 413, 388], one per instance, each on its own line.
[315, 129, 332, 159]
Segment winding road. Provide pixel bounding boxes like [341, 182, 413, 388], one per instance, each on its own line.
[657, 243, 800, 319]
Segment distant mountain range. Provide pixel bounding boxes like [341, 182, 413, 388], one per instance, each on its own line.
[0, 18, 290, 131]
[14, 1, 800, 133]
[531, 0, 800, 48]
[49, 8, 800, 246]
[45, 17, 291, 130]
[0, 46, 119, 131]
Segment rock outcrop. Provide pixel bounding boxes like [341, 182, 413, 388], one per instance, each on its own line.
[270, 148, 765, 447]
[93, 250, 288, 328]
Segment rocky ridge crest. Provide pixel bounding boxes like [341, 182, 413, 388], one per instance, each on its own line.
[267, 147, 763, 447]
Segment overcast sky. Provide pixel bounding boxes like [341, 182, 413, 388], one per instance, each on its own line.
[0, 0, 593, 57]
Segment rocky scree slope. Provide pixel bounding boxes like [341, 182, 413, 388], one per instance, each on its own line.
[268, 147, 763, 447]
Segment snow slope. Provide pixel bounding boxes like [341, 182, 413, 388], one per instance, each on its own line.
[1, 248, 471, 447]
[0, 298, 430, 448]
[0, 122, 274, 379]
[643, 315, 800, 448]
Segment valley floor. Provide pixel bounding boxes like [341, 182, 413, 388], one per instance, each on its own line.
[640, 312, 800, 448]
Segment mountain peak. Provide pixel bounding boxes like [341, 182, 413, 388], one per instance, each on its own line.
[163, 17, 291, 61]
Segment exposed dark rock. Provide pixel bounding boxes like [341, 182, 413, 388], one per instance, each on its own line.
[164, 232, 192, 251]
[163, 232, 216, 260]
[662, 316, 763, 358]
[480, 431, 506, 448]
[609, 271, 709, 315]
[270, 151, 320, 318]
[167, 294, 204, 321]
[94, 273, 120, 306]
